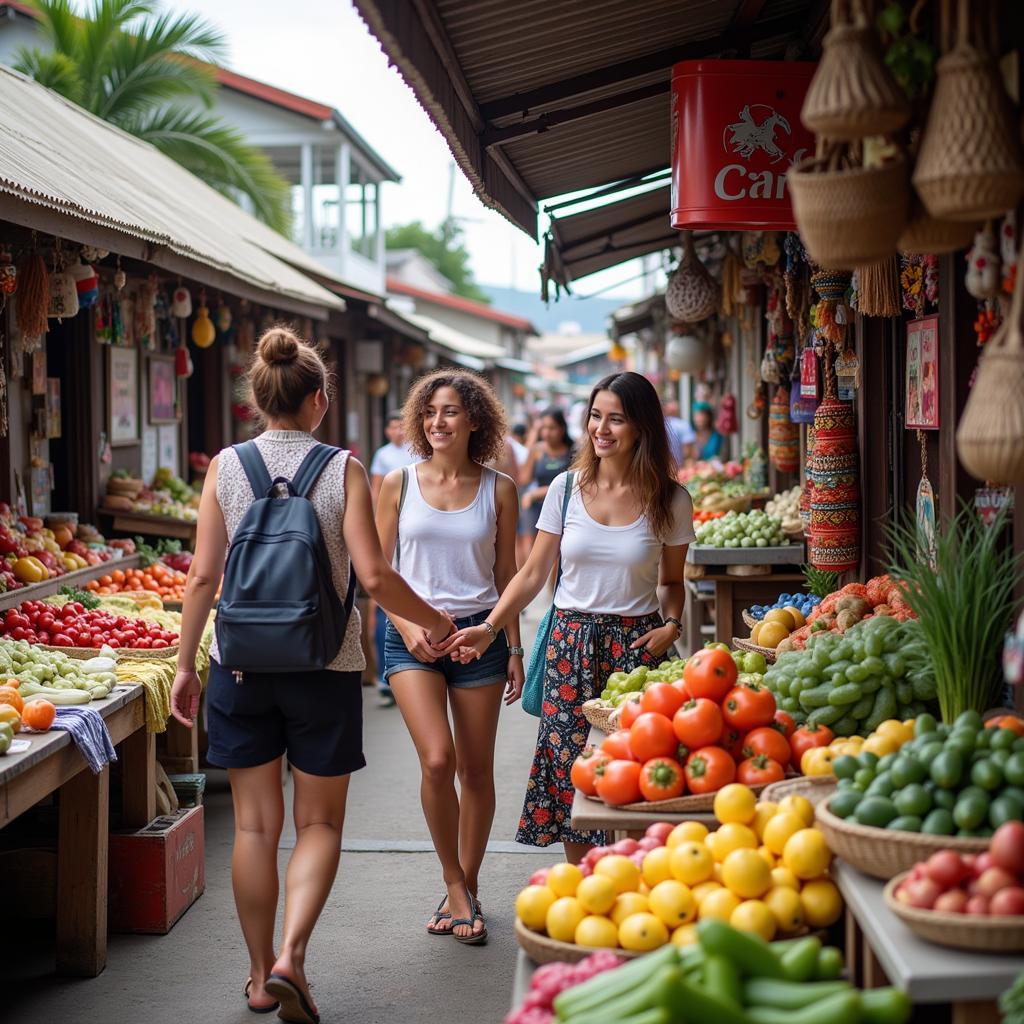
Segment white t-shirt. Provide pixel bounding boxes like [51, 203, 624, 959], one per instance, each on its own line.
[536, 472, 696, 615]
[370, 442, 415, 478]
[508, 437, 529, 467]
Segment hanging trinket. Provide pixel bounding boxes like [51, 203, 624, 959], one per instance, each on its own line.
[135, 278, 157, 349]
[716, 394, 738, 435]
[923, 254, 939, 308]
[0, 325, 8, 438]
[81, 246, 108, 263]
[175, 341, 194, 378]
[915, 432, 937, 570]
[900, 254, 926, 319]
[216, 301, 232, 333]
[94, 291, 112, 344]
[0, 249, 16, 305]
[835, 347, 861, 402]
[746, 381, 766, 419]
[965, 223, 1001, 300]
[171, 283, 192, 319]
[46, 243, 78, 322]
[68, 259, 99, 309]
[191, 289, 216, 348]
[809, 269, 850, 346]
[1001, 211, 1018, 297]
[974, 304, 1000, 346]
[113, 255, 126, 292]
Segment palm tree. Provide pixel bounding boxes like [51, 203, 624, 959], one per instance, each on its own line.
[15, 0, 291, 234]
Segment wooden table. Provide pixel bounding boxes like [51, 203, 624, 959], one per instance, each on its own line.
[0, 684, 155, 976]
[100, 509, 197, 548]
[834, 860, 1022, 1024]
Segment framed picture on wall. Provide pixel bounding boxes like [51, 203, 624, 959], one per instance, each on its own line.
[148, 356, 177, 424]
[905, 315, 939, 430]
[108, 345, 139, 445]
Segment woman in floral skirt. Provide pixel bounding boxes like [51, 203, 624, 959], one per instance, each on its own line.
[444, 372, 695, 862]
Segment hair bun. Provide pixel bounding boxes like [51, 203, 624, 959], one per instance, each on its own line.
[258, 328, 300, 366]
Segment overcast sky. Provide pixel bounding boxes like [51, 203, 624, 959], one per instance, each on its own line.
[186, 0, 650, 301]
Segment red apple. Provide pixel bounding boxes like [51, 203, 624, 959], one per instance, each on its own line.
[972, 853, 994, 877]
[636, 837, 661, 852]
[990, 822, 1024, 876]
[933, 890, 969, 914]
[578, 862, 593, 878]
[925, 850, 970, 889]
[629, 851, 647, 868]
[989, 887, 1024, 917]
[974, 867, 1017, 899]
[645, 822, 673, 845]
[901, 877, 942, 909]
[909, 863, 927, 881]
[612, 838, 640, 856]
[582, 847, 610, 869]
[528, 868, 550, 886]
[965, 895, 990, 915]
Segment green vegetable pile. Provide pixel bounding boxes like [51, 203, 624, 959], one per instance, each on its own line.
[0, 636, 117, 704]
[694, 510, 788, 549]
[550, 921, 909, 1024]
[764, 616, 936, 733]
[1000, 969, 1024, 1024]
[828, 711, 1024, 836]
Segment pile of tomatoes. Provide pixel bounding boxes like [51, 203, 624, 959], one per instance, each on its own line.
[573, 648, 805, 806]
[0, 600, 179, 649]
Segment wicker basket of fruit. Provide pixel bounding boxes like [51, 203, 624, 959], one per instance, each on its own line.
[732, 637, 777, 665]
[582, 699, 617, 734]
[514, 918, 642, 964]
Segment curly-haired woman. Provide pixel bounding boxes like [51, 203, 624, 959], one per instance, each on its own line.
[375, 369, 522, 944]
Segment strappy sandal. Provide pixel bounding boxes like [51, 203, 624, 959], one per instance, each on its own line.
[452, 888, 488, 946]
[265, 973, 319, 1024]
[426, 892, 452, 935]
[244, 977, 279, 1015]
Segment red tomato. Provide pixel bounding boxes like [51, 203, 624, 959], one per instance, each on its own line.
[638, 757, 686, 802]
[629, 712, 680, 762]
[682, 649, 737, 703]
[595, 759, 643, 806]
[601, 729, 635, 761]
[721, 723, 746, 760]
[135, 637, 152, 649]
[789, 723, 834, 765]
[619, 695, 644, 730]
[570, 747, 611, 797]
[741, 726, 792, 766]
[151, 639, 169, 649]
[721, 683, 776, 733]
[672, 698, 723, 750]
[684, 746, 736, 794]
[772, 710, 796, 739]
[737, 755, 786, 787]
[10, 627, 26, 642]
[51, 632, 73, 646]
[640, 682, 686, 719]
[106, 637, 121, 648]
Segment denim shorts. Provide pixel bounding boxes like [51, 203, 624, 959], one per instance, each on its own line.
[383, 609, 509, 688]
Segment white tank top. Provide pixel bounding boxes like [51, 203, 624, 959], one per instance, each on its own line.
[396, 464, 500, 618]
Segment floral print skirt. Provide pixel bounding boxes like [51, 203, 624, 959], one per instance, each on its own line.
[516, 608, 662, 849]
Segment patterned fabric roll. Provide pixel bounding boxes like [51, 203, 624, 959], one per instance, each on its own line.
[768, 385, 800, 473]
[809, 391, 860, 571]
[800, 425, 815, 532]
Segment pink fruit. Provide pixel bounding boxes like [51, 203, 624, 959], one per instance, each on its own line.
[933, 889, 969, 914]
[990, 822, 1024, 876]
[925, 851, 970, 889]
[637, 837, 661, 852]
[909, 863, 927, 881]
[901, 877, 942, 910]
[578, 863, 593, 877]
[645, 822, 674, 845]
[972, 853, 994, 877]
[990, 887, 1024, 917]
[583, 847, 612, 869]
[974, 867, 1017, 898]
[629, 851, 647, 867]
[612, 838, 640, 856]
[528, 868, 550, 886]
[965, 895, 990, 916]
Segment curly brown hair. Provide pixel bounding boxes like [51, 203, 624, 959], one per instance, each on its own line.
[402, 369, 507, 464]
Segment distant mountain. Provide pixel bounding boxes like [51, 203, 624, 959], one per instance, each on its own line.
[480, 285, 624, 335]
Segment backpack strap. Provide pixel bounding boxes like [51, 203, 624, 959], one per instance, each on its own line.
[394, 465, 410, 573]
[291, 444, 342, 498]
[234, 441, 274, 499]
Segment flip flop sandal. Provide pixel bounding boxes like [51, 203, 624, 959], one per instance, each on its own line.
[426, 892, 453, 935]
[265, 973, 320, 1024]
[244, 978, 279, 1015]
[452, 888, 488, 946]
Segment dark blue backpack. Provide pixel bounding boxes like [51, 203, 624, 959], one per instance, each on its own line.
[215, 441, 355, 673]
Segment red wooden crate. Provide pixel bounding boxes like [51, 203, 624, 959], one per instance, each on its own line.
[109, 806, 205, 934]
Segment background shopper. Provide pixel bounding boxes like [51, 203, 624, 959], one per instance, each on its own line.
[517, 408, 573, 567]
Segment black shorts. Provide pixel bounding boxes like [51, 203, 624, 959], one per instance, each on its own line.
[206, 660, 365, 777]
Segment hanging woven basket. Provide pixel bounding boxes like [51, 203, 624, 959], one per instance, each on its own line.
[802, 0, 910, 139]
[957, 237, 1024, 483]
[665, 231, 718, 322]
[897, 197, 978, 254]
[790, 144, 909, 269]
[768, 385, 800, 473]
[913, 0, 1024, 221]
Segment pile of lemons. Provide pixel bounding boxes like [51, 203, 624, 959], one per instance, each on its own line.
[515, 784, 842, 952]
[801, 717, 917, 776]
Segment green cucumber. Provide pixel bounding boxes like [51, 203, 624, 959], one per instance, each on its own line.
[743, 978, 851, 1010]
[696, 919, 786, 979]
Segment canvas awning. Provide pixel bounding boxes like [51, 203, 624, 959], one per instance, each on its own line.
[0, 65, 344, 318]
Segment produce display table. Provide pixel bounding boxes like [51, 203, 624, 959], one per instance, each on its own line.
[0, 554, 142, 612]
[0, 683, 154, 976]
[100, 509, 197, 548]
[685, 570, 806, 646]
[834, 860, 1022, 1024]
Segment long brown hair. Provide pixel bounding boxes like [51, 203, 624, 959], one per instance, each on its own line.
[571, 372, 678, 539]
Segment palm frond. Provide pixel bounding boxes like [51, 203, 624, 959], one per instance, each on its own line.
[12, 46, 83, 103]
[77, 0, 158, 103]
[126, 106, 292, 235]
[23, 0, 84, 57]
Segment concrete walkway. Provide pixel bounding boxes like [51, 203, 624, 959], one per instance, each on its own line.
[9, 605, 550, 1024]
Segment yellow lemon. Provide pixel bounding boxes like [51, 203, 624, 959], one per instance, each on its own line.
[713, 822, 759, 862]
[515, 885, 556, 930]
[764, 885, 805, 934]
[763, 608, 796, 631]
[575, 914, 620, 948]
[762, 812, 805, 855]
[770, 866, 800, 891]
[610, 892, 650, 927]
[722, 848, 772, 899]
[756, 621, 790, 650]
[642, 846, 675, 888]
[801, 747, 836, 776]
[671, 922, 700, 947]
[712, 862, 724, 884]
[691, 880, 722, 905]
[730, 899, 777, 941]
[618, 912, 669, 952]
[777, 795, 815, 828]
[595, 854, 642, 894]
[783, 828, 833, 880]
[670, 841, 714, 886]
[861, 734, 898, 758]
[714, 783, 758, 825]
[576, 874, 618, 916]
[648, 879, 696, 928]
[704, 832, 718, 858]
[757, 845, 776, 869]
[638, 881, 651, 896]
[667, 821, 709, 848]
[546, 897, 586, 942]
[547, 862, 584, 898]
[752, 801, 779, 840]
[783, 606, 806, 629]
[750, 622, 763, 644]
[698, 888, 741, 921]
[874, 719, 909, 744]
[800, 878, 843, 928]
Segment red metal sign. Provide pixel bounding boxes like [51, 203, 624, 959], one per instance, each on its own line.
[671, 60, 817, 231]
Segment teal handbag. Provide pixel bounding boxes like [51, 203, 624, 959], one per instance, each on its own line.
[522, 472, 574, 717]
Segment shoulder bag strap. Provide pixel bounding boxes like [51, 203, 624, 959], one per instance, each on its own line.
[291, 443, 341, 498]
[554, 471, 574, 588]
[233, 441, 274, 499]
[394, 465, 409, 573]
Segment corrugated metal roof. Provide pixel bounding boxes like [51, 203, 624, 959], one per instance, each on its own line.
[0, 65, 344, 315]
[400, 310, 506, 364]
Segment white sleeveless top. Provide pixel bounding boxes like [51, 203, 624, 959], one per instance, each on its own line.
[396, 464, 500, 618]
[210, 430, 365, 673]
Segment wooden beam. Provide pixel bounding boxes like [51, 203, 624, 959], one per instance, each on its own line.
[478, 13, 806, 121]
[559, 210, 671, 257]
[732, 0, 769, 28]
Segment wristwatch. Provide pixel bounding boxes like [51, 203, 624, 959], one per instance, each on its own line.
[508, 646, 525, 657]
[663, 617, 683, 636]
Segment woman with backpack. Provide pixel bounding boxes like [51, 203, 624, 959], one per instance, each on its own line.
[375, 369, 522, 945]
[443, 372, 695, 864]
[170, 328, 452, 1024]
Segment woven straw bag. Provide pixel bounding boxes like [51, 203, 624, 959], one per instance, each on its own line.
[790, 144, 909, 269]
[802, 0, 909, 139]
[897, 196, 978, 254]
[956, 236, 1024, 484]
[665, 231, 718, 322]
[913, 0, 1024, 221]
